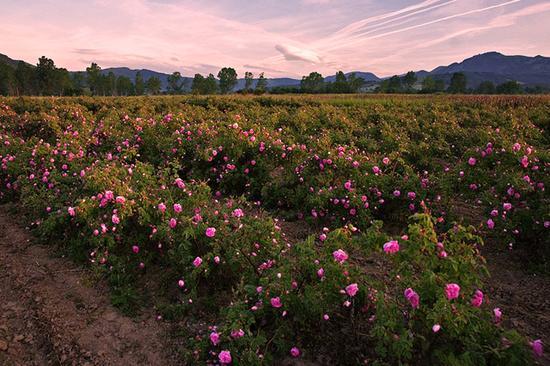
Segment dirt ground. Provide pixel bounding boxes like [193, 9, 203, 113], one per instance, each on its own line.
[0, 207, 179, 366]
[0, 205, 548, 365]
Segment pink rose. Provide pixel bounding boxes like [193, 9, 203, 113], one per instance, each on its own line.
[290, 347, 301, 358]
[471, 289, 483, 307]
[219, 350, 232, 364]
[210, 331, 220, 345]
[270, 297, 282, 308]
[531, 339, 543, 357]
[346, 283, 359, 297]
[333, 249, 349, 263]
[205, 227, 216, 238]
[173, 203, 182, 213]
[193, 257, 203, 267]
[445, 283, 460, 300]
[383, 240, 399, 254]
[404, 288, 420, 309]
[493, 307, 502, 323]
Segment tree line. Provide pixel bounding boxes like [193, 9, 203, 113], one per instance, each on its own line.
[0, 56, 548, 96]
[376, 71, 546, 94]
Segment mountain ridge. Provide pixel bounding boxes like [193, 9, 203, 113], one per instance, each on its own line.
[1, 51, 549, 90]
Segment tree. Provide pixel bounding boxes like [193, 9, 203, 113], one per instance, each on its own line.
[217, 67, 238, 94]
[70, 72, 87, 95]
[135, 71, 145, 95]
[255, 72, 268, 94]
[421, 76, 444, 93]
[402, 71, 417, 91]
[191, 73, 217, 94]
[244, 71, 254, 93]
[347, 73, 365, 93]
[434, 79, 445, 92]
[191, 73, 205, 94]
[167, 71, 183, 94]
[332, 71, 349, 93]
[14, 61, 35, 95]
[378, 75, 402, 93]
[496, 80, 522, 94]
[301, 72, 324, 93]
[53, 68, 72, 96]
[448, 72, 467, 93]
[204, 73, 218, 94]
[476, 81, 495, 94]
[106, 71, 117, 96]
[85, 62, 102, 96]
[36, 56, 57, 95]
[116, 76, 134, 96]
[145, 76, 162, 95]
[0, 62, 16, 96]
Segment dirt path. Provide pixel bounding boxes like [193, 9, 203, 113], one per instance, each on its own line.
[483, 247, 550, 365]
[0, 207, 178, 366]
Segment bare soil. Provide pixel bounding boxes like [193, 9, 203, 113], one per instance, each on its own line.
[0, 207, 179, 366]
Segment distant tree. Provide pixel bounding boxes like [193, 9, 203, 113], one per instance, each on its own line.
[106, 71, 117, 96]
[145, 76, 162, 95]
[301, 72, 324, 93]
[476, 81, 495, 94]
[402, 71, 417, 91]
[434, 79, 445, 92]
[71, 72, 87, 95]
[116, 76, 134, 96]
[332, 71, 349, 93]
[191, 73, 205, 94]
[244, 71, 254, 93]
[217, 67, 238, 94]
[421, 76, 435, 93]
[53, 68, 73, 96]
[448, 72, 467, 93]
[377, 75, 402, 93]
[496, 81, 522, 94]
[204, 73, 218, 94]
[167, 71, 184, 94]
[255, 72, 268, 94]
[347, 73, 365, 93]
[135, 71, 145, 95]
[36, 56, 57, 95]
[85, 62, 102, 96]
[0, 62, 16, 96]
[15, 61, 35, 95]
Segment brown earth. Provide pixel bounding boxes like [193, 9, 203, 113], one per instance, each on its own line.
[0, 207, 179, 366]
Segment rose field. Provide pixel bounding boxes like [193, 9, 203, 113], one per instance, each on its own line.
[0, 94, 548, 365]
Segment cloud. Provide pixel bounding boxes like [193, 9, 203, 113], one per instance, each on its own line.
[243, 64, 285, 74]
[302, 0, 332, 4]
[275, 44, 322, 63]
[73, 48, 102, 55]
[0, 0, 548, 77]
[322, 0, 523, 51]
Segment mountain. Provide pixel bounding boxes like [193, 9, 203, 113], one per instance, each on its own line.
[427, 52, 550, 87]
[0, 53, 33, 68]
[2, 51, 549, 90]
[324, 71, 380, 83]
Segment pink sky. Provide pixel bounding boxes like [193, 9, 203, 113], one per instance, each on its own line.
[1, 0, 549, 77]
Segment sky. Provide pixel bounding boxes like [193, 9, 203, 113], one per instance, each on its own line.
[1, 0, 549, 78]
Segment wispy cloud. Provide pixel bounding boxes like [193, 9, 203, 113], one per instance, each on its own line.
[275, 44, 322, 63]
[0, 0, 548, 77]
